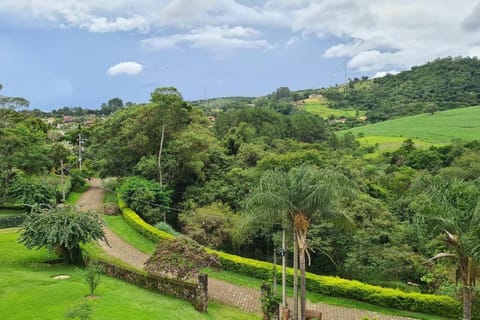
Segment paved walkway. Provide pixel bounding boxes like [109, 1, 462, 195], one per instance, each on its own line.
[76, 180, 416, 320]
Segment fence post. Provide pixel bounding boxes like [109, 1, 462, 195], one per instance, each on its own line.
[195, 273, 208, 312]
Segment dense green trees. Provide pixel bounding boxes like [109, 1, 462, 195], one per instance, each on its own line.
[413, 176, 480, 320]
[324, 57, 480, 123]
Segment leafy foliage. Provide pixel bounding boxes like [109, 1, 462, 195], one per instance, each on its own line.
[180, 202, 237, 249]
[119, 176, 172, 224]
[145, 237, 220, 281]
[18, 205, 106, 263]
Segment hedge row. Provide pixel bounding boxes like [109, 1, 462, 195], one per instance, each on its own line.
[119, 196, 173, 243]
[0, 215, 25, 228]
[118, 199, 461, 318]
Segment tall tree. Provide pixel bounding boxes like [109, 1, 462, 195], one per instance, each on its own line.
[413, 175, 480, 320]
[238, 166, 352, 320]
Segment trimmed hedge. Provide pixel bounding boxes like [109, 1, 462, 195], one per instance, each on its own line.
[118, 199, 461, 318]
[0, 215, 25, 228]
[119, 195, 174, 243]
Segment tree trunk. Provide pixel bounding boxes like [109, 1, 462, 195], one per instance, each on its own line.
[299, 246, 306, 320]
[463, 284, 472, 320]
[158, 124, 165, 186]
[293, 231, 298, 320]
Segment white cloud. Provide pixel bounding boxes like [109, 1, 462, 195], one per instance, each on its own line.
[107, 62, 143, 76]
[141, 25, 271, 52]
[2, 0, 480, 70]
[373, 70, 400, 79]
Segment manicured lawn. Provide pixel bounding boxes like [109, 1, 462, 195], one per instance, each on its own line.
[102, 215, 156, 253]
[0, 228, 259, 320]
[0, 228, 54, 264]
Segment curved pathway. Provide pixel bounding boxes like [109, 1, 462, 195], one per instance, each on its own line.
[77, 180, 416, 320]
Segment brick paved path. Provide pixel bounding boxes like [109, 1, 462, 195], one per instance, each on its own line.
[77, 180, 417, 320]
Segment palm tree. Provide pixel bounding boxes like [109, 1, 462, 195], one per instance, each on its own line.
[414, 175, 480, 320]
[237, 165, 352, 320]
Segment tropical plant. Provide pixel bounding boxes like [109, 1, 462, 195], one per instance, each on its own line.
[64, 299, 94, 320]
[413, 175, 480, 320]
[84, 262, 101, 297]
[18, 205, 106, 263]
[238, 165, 352, 320]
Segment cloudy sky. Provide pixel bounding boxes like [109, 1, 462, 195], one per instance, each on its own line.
[1, 0, 480, 110]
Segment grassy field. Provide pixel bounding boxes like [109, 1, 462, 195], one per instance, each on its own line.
[303, 97, 364, 118]
[340, 106, 480, 145]
[0, 228, 259, 320]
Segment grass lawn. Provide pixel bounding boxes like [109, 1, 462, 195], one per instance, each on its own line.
[102, 215, 156, 253]
[340, 105, 480, 145]
[0, 228, 259, 320]
[65, 185, 89, 205]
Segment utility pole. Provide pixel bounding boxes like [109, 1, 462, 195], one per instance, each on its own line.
[77, 134, 85, 171]
[60, 159, 66, 202]
[282, 228, 286, 308]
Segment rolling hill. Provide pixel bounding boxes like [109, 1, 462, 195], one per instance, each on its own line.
[339, 106, 480, 150]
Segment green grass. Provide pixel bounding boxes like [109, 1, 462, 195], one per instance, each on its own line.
[340, 106, 480, 145]
[303, 97, 365, 118]
[0, 228, 259, 320]
[0, 228, 55, 264]
[204, 269, 452, 320]
[102, 215, 156, 254]
[65, 185, 89, 205]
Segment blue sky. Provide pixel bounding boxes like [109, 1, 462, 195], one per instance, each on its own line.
[1, 0, 480, 111]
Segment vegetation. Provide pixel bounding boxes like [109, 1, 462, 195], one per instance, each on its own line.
[5, 57, 480, 318]
[0, 229, 259, 320]
[145, 237, 220, 281]
[18, 206, 106, 263]
[341, 106, 480, 145]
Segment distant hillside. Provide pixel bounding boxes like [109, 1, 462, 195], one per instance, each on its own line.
[339, 106, 480, 149]
[324, 57, 480, 122]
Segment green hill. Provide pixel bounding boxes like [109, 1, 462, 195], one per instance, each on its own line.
[339, 106, 480, 149]
[324, 57, 480, 123]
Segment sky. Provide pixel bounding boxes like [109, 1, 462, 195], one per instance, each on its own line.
[1, 0, 480, 111]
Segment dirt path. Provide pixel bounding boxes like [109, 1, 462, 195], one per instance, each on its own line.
[76, 180, 416, 320]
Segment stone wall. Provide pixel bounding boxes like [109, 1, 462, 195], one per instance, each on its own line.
[97, 261, 208, 312]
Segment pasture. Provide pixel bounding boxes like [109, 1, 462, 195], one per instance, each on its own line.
[340, 106, 480, 147]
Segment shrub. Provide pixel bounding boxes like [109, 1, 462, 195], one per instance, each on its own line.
[7, 175, 56, 209]
[19, 205, 106, 264]
[0, 214, 25, 228]
[145, 237, 220, 281]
